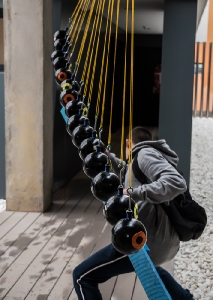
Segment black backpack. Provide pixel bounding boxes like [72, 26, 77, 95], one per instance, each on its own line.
[132, 151, 207, 242]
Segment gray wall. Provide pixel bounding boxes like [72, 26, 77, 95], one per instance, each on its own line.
[0, 72, 5, 198]
[159, 0, 197, 185]
[0, 0, 4, 198]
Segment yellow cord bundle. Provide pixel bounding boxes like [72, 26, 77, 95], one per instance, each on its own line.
[69, 0, 89, 43]
[100, 0, 115, 128]
[76, 0, 97, 65]
[81, 0, 102, 94]
[108, 0, 121, 148]
[120, 0, 129, 163]
[72, 0, 91, 53]
[95, 0, 113, 119]
[128, 0, 135, 187]
[88, 0, 107, 105]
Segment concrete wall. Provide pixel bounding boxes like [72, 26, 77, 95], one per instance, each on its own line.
[0, 19, 3, 65]
[159, 0, 197, 186]
[4, 0, 53, 212]
[0, 1, 4, 198]
[0, 72, 5, 198]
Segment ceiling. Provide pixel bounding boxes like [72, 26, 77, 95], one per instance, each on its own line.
[62, 0, 208, 35]
[118, 0, 164, 34]
[103, 0, 208, 34]
[105, 0, 164, 34]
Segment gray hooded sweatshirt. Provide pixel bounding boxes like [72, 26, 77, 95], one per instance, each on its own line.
[108, 140, 187, 266]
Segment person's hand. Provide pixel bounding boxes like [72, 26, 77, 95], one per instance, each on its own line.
[123, 189, 127, 195]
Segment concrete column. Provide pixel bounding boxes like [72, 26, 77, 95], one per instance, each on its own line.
[159, 0, 197, 186]
[4, 0, 53, 212]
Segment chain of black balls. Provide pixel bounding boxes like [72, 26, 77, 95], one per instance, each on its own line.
[51, 22, 147, 255]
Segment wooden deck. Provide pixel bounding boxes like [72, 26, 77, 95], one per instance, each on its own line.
[0, 170, 173, 300]
[0, 171, 146, 300]
[0, 128, 173, 300]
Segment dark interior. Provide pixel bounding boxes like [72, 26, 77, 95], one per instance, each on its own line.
[53, 0, 162, 183]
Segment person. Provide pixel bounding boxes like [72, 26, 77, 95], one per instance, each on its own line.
[73, 127, 194, 300]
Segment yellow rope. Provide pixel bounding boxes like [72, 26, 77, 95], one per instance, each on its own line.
[81, 0, 101, 86]
[83, 0, 102, 96]
[76, 0, 97, 65]
[71, 0, 82, 19]
[108, 0, 121, 147]
[95, 0, 112, 117]
[100, 0, 115, 128]
[129, 0, 135, 187]
[68, 0, 86, 39]
[88, 0, 107, 105]
[71, 0, 91, 50]
[120, 0, 129, 162]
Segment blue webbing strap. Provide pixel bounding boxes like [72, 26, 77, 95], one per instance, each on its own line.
[61, 107, 68, 122]
[128, 245, 172, 300]
[61, 105, 171, 299]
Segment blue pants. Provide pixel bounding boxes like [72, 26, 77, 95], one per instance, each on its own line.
[73, 244, 194, 300]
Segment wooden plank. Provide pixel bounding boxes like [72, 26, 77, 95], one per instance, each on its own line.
[0, 212, 40, 256]
[0, 212, 27, 239]
[132, 277, 148, 300]
[19, 197, 101, 299]
[111, 273, 136, 300]
[0, 202, 65, 277]
[49, 211, 107, 300]
[91, 224, 116, 300]
[0, 211, 15, 226]
[0, 184, 90, 298]
[3, 187, 91, 299]
[68, 222, 115, 300]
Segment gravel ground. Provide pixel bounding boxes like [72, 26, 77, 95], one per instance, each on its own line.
[174, 117, 213, 300]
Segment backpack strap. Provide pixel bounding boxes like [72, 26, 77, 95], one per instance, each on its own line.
[132, 151, 159, 227]
[132, 152, 146, 185]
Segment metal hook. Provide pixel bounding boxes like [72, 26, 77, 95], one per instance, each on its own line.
[94, 115, 98, 131]
[98, 127, 103, 146]
[127, 187, 133, 212]
[118, 163, 126, 187]
[107, 144, 111, 152]
[81, 95, 86, 110]
[73, 61, 79, 78]
[67, 52, 73, 66]
[127, 187, 133, 195]
[78, 80, 84, 95]
[99, 127, 103, 136]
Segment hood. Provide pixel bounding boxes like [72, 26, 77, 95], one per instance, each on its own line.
[131, 140, 179, 168]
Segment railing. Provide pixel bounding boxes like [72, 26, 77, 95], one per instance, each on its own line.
[193, 42, 213, 117]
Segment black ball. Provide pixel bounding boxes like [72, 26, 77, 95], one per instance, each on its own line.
[60, 88, 78, 107]
[65, 100, 86, 118]
[51, 50, 64, 63]
[55, 68, 72, 86]
[111, 218, 147, 255]
[54, 30, 67, 41]
[54, 38, 67, 51]
[53, 56, 68, 71]
[72, 120, 94, 148]
[83, 147, 108, 179]
[79, 132, 104, 160]
[91, 166, 120, 202]
[103, 188, 138, 226]
[66, 113, 89, 136]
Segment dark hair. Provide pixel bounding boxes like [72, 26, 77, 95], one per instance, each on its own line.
[128, 127, 152, 145]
